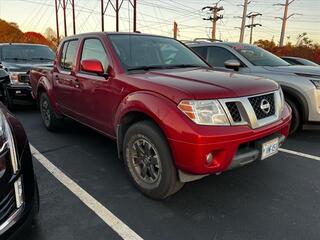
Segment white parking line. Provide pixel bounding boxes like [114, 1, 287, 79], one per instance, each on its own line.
[279, 148, 320, 161]
[30, 145, 143, 240]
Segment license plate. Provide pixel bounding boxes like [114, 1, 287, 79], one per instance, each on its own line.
[261, 138, 279, 160]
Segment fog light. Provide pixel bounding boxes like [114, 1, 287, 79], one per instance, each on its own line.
[14, 177, 24, 208]
[206, 153, 213, 165]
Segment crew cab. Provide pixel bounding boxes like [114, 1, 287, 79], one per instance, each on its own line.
[29, 32, 291, 199]
[0, 43, 55, 109]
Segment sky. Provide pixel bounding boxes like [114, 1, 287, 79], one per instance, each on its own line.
[0, 0, 319, 44]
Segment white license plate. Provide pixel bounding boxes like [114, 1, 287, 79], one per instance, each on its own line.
[261, 138, 279, 160]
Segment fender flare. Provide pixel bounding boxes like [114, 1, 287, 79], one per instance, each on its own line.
[36, 76, 62, 115]
[281, 85, 309, 122]
[114, 91, 179, 158]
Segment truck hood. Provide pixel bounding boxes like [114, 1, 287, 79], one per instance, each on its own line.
[263, 65, 320, 76]
[1, 61, 53, 73]
[131, 68, 278, 102]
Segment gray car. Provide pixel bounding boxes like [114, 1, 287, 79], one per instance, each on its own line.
[188, 42, 320, 133]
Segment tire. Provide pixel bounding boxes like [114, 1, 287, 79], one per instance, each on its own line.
[286, 98, 301, 134]
[123, 120, 184, 199]
[39, 92, 61, 131]
[3, 87, 15, 111]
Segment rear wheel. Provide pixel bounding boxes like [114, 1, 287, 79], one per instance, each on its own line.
[39, 92, 61, 131]
[123, 120, 184, 199]
[286, 98, 301, 134]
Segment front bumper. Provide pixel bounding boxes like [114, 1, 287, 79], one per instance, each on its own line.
[6, 84, 34, 106]
[169, 104, 291, 175]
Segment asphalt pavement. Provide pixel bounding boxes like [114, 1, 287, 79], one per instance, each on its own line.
[13, 109, 320, 240]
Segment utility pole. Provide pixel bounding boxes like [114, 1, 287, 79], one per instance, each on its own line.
[101, 0, 137, 32]
[274, 0, 300, 47]
[54, 0, 76, 42]
[239, 0, 250, 43]
[202, 0, 224, 41]
[245, 12, 262, 44]
[173, 21, 178, 39]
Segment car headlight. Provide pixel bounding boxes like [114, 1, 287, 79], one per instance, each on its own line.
[0, 111, 19, 174]
[311, 80, 320, 89]
[178, 100, 230, 125]
[9, 72, 20, 84]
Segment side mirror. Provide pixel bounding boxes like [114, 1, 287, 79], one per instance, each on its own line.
[224, 59, 241, 71]
[81, 59, 106, 76]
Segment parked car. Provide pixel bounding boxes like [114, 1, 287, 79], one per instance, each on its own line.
[281, 56, 319, 66]
[0, 103, 39, 239]
[188, 42, 320, 133]
[29, 32, 291, 199]
[0, 43, 55, 109]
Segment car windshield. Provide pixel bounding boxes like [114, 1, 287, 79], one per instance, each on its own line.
[231, 44, 290, 67]
[1, 45, 55, 62]
[108, 34, 209, 71]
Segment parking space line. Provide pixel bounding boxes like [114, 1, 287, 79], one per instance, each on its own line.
[30, 144, 143, 240]
[279, 148, 320, 161]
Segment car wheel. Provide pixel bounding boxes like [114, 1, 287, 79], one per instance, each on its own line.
[39, 92, 61, 131]
[286, 98, 300, 134]
[123, 120, 184, 199]
[3, 87, 15, 110]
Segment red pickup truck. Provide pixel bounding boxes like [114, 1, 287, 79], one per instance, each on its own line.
[29, 32, 291, 199]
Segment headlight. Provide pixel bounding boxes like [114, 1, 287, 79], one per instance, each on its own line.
[0, 111, 19, 173]
[311, 80, 320, 89]
[178, 100, 230, 125]
[9, 72, 20, 84]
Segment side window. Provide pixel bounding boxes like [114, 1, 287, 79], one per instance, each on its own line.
[192, 47, 207, 60]
[60, 40, 78, 71]
[207, 47, 238, 68]
[80, 39, 109, 73]
[60, 43, 68, 69]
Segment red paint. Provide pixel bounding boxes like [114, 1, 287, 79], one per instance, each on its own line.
[30, 32, 292, 175]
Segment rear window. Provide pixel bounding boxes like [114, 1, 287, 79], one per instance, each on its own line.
[1, 45, 54, 62]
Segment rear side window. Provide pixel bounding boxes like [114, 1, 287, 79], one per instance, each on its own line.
[60, 40, 78, 71]
[80, 38, 109, 73]
[207, 46, 238, 67]
[192, 47, 207, 59]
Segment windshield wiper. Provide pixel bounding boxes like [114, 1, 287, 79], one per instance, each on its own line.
[127, 65, 167, 71]
[4, 57, 29, 61]
[31, 57, 54, 61]
[127, 64, 207, 72]
[164, 64, 207, 69]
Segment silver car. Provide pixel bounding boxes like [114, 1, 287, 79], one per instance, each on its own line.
[188, 42, 320, 133]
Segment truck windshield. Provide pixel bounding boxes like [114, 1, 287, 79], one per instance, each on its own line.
[1, 45, 55, 62]
[231, 44, 290, 67]
[108, 34, 209, 71]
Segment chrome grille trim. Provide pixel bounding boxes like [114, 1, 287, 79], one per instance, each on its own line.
[219, 90, 282, 129]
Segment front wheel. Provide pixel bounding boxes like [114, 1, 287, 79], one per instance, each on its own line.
[123, 120, 184, 199]
[285, 98, 301, 135]
[39, 92, 62, 131]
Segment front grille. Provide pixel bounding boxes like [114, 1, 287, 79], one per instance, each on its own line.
[19, 74, 30, 83]
[0, 189, 16, 225]
[248, 93, 275, 120]
[226, 102, 242, 122]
